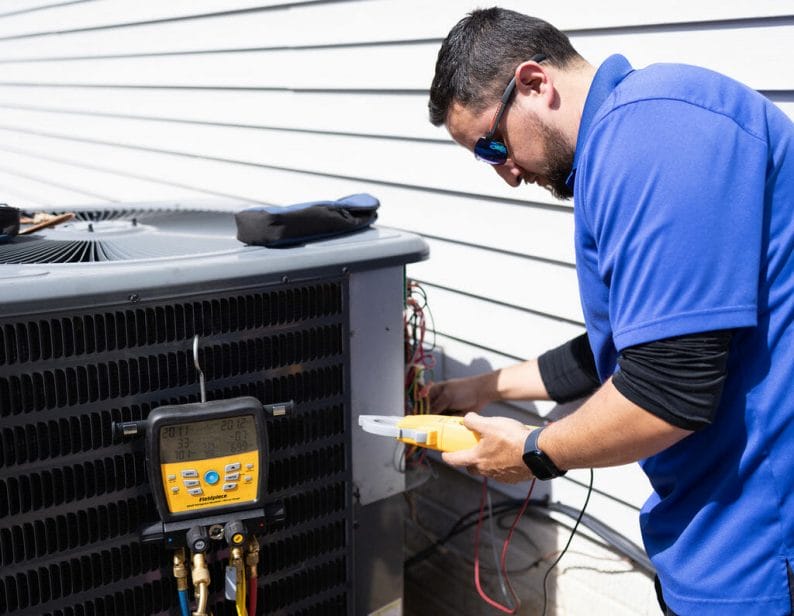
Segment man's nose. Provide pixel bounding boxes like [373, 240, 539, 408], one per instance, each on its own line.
[493, 160, 523, 187]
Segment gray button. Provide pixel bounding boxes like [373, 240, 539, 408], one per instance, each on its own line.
[181, 469, 199, 478]
[183, 479, 200, 487]
[188, 487, 203, 496]
[224, 463, 241, 473]
[224, 473, 240, 481]
[245, 463, 254, 470]
[222, 483, 237, 491]
[170, 486, 179, 494]
[243, 475, 253, 483]
[167, 474, 177, 482]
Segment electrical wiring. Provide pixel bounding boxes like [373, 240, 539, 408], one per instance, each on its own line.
[404, 280, 436, 416]
[541, 502, 653, 574]
[405, 489, 511, 573]
[403, 280, 438, 470]
[406, 489, 653, 577]
[404, 498, 537, 569]
[404, 505, 542, 576]
[520, 502, 654, 575]
[472, 478, 536, 614]
[493, 515, 542, 573]
[486, 489, 512, 605]
[406, 469, 652, 613]
[540, 468, 594, 616]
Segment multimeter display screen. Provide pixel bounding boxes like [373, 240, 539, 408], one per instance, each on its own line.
[159, 415, 257, 463]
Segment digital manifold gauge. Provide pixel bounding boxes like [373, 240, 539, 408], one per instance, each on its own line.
[115, 396, 287, 546]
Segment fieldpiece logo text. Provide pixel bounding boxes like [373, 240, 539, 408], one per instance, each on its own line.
[199, 494, 228, 503]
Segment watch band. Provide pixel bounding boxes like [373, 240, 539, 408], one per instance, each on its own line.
[522, 427, 566, 480]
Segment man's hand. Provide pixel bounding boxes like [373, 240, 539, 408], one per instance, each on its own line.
[441, 413, 535, 484]
[424, 376, 492, 414]
[424, 360, 550, 415]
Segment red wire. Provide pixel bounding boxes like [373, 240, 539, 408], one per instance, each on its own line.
[248, 576, 257, 615]
[473, 477, 536, 614]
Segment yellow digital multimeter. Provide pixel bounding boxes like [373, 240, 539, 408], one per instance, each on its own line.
[145, 396, 269, 524]
[358, 414, 481, 451]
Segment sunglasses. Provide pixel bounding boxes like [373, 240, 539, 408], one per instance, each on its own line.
[473, 53, 547, 165]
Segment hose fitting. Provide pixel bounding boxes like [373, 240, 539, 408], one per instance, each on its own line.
[191, 552, 211, 616]
[172, 548, 189, 592]
[245, 536, 261, 580]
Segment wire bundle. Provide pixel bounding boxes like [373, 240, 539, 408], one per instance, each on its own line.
[403, 470, 642, 614]
[473, 478, 537, 614]
[403, 280, 437, 468]
[404, 280, 436, 414]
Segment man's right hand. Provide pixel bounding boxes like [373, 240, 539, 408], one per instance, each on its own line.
[424, 375, 493, 414]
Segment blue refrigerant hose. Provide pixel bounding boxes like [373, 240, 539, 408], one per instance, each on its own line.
[178, 588, 191, 616]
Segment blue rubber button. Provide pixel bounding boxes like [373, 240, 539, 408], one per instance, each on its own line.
[204, 470, 220, 485]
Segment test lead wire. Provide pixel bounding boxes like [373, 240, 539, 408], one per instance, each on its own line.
[473, 477, 536, 614]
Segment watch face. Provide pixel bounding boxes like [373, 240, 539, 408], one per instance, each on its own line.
[522, 429, 565, 479]
[522, 450, 558, 480]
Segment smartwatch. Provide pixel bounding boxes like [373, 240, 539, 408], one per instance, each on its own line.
[522, 427, 566, 480]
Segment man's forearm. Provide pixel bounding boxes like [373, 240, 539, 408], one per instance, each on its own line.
[486, 359, 552, 402]
[538, 377, 692, 470]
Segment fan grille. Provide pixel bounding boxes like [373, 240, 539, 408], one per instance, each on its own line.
[0, 279, 353, 615]
[0, 208, 241, 264]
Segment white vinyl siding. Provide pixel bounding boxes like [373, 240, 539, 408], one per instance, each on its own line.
[0, 1, 791, 611]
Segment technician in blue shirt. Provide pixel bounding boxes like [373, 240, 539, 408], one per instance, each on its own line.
[426, 7, 794, 615]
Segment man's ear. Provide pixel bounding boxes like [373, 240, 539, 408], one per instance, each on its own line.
[514, 59, 550, 102]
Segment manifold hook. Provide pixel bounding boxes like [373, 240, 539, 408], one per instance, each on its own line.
[193, 334, 207, 403]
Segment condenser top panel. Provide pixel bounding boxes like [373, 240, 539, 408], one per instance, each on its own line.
[0, 201, 428, 311]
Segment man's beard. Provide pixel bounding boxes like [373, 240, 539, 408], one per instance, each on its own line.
[532, 116, 575, 201]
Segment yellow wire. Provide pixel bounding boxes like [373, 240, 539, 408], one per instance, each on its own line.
[411, 368, 426, 414]
[416, 367, 430, 414]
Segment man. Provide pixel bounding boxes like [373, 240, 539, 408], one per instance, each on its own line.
[427, 7, 794, 615]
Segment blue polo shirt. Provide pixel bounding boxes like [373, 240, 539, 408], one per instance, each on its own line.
[571, 55, 794, 614]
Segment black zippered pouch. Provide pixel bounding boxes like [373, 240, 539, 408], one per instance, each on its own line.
[235, 193, 379, 247]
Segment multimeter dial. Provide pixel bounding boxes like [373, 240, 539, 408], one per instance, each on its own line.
[146, 397, 268, 522]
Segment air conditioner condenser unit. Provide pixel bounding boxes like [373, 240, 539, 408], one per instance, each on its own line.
[0, 202, 428, 616]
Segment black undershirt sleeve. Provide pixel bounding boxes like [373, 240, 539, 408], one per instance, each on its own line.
[612, 330, 733, 431]
[538, 333, 601, 403]
[537, 330, 733, 431]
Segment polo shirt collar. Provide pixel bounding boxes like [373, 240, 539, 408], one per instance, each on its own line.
[566, 54, 634, 190]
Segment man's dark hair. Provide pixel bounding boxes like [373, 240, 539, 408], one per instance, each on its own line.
[429, 8, 582, 126]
